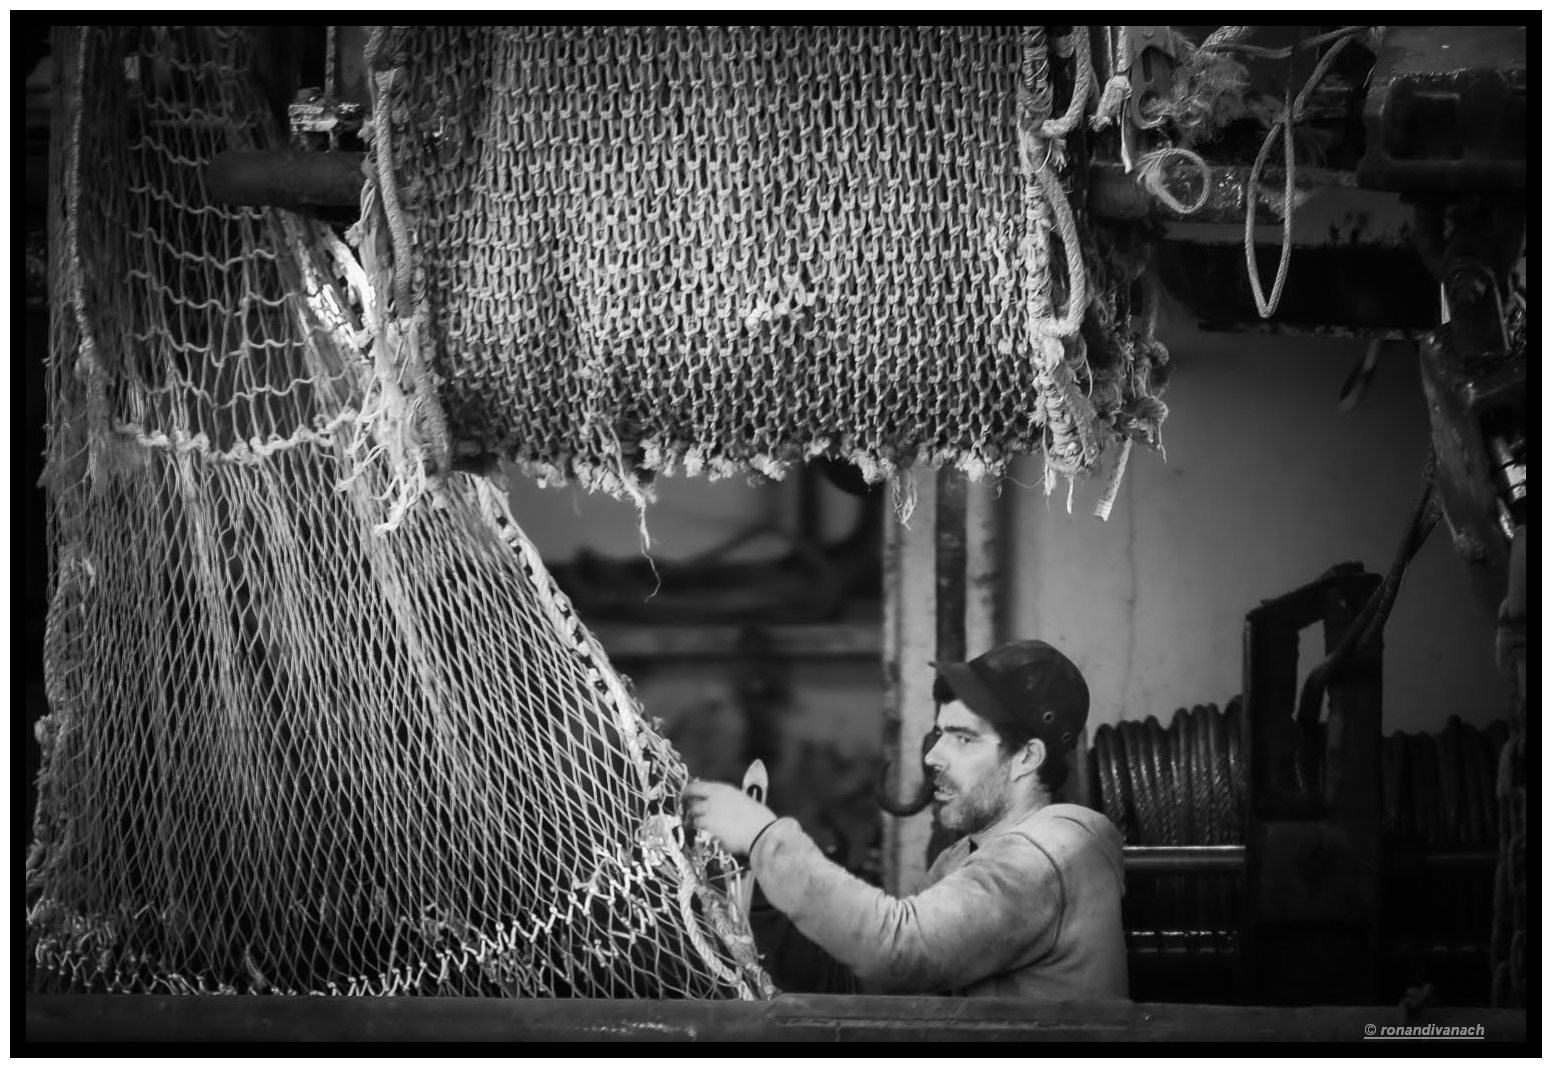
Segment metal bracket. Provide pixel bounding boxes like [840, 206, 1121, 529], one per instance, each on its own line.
[288, 94, 366, 150]
[1112, 25, 1179, 171]
[287, 26, 370, 151]
[1117, 25, 1178, 131]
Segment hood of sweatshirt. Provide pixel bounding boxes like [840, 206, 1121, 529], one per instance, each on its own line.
[1025, 802, 1127, 889]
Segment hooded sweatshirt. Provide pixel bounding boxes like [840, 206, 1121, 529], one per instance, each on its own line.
[749, 802, 1128, 999]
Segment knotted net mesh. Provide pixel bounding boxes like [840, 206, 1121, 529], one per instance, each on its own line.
[31, 22, 1168, 1000]
[369, 25, 1169, 508]
[28, 24, 769, 999]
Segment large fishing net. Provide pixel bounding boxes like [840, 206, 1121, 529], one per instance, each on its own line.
[30, 22, 1168, 1000]
[367, 25, 1169, 517]
[28, 24, 769, 999]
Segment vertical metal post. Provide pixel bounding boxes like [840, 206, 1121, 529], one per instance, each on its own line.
[964, 476, 1004, 658]
[934, 468, 967, 665]
[882, 468, 1005, 892]
[337, 26, 371, 105]
[325, 26, 338, 102]
[924, 469, 971, 862]
[882, 475, 939, 895]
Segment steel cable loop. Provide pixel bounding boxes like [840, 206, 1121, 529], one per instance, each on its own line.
[1209, 704, 1228, 844]
[1147, 718, 1172, 844]
[1170, 713, 1192, 923]
[1146, 719, 1166, 844]
[1191, 705, 1217, 843]
[1167, 714, 1185, 844]
[1188, 715, 1210, 960]
[1183, 709, 1203, 843]
[1156, 714, 1184, 921]
[1145, 720, 1170, 933]
[1224, 703, 1246, 841]
[1189, 707, 1207, 842]
[1204, 704, 1227, 844]
[1121, 722, 1155, 844]
[1112, 722, 1141, 843]
[1214, 703, 1235, 844]
[1095, 726, 1129, 838]
[1123, 721, 1148, 841]
[1165, 710, 1188, 843]
[1215, 702, 1238, 842]
[1092, 705, 1505, 980]
[1202, 707, 1226, 931]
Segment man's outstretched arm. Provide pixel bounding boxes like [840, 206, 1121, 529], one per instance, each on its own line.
[683, 780, 1063, 993]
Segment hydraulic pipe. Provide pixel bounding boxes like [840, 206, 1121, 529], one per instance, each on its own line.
[206, 150, 366, 208]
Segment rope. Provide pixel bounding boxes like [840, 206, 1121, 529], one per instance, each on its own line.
[1201, 25, 1371, 61]
[365, 26, 414, 315]
[1090, 75, 1131, 131]
[1023, 27, 1053, 126]
[1243, 32, 1361, 318]
[1136, 146, 1213, 215]
[1017, 27, 1091, 342]
[1036, 165, 1090, 339]
[62, 27, 109, 493]
[1039, 26, 1094, 139]
[1093, 436, 1132, 521]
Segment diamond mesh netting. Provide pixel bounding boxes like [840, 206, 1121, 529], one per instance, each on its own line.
[368, 25, 1169, 510]
[28, 24, 769, 999]
[30, 22, 1170, 1000]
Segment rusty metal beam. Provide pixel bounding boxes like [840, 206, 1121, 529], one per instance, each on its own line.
[592, 622, 880, 661]
[1358, 25, 1527, 193]
[1125, 845, 1246, 876]
[206, 150, 365, 208]
[24, 993, 1529, 1043]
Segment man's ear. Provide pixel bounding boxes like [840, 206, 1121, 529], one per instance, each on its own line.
[1011, 737, 1047, 783]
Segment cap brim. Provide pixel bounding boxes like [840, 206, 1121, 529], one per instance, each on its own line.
[931, 660, 1015, 728]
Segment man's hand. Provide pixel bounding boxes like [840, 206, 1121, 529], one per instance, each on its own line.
[682, 779, 777, 857]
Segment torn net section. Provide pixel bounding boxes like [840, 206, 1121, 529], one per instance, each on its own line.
[28, 24, 770, 999]
[373, 26, 1169, 504]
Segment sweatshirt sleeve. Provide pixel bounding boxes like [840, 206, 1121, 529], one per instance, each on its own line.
[749, 817, 1064, 994]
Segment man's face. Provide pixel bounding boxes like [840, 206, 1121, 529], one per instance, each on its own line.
[923, 699, 1013, 835]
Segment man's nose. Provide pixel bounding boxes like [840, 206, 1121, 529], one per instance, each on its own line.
[924, 737, 945, 770]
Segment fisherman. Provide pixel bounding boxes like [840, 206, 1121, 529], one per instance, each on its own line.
[684, 639, 1129, 999]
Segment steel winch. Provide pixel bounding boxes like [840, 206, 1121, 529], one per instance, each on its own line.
[1080, 565, 1505, 1007]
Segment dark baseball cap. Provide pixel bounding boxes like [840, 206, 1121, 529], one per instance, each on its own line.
[932, 640, 1090, 752]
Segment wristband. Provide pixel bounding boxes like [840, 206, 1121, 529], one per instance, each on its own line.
[748, 817, 779, 858]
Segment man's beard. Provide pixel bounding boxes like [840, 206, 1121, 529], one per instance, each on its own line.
[934, 770, 1009, 835]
